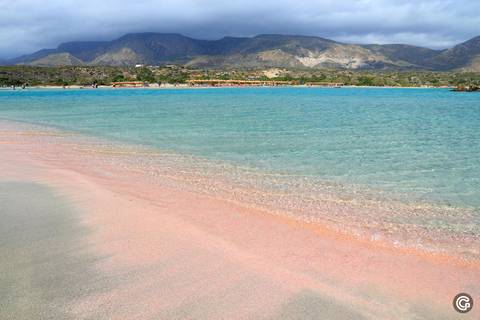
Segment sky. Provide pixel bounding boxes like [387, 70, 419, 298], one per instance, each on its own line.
[1, 0, 480, 59]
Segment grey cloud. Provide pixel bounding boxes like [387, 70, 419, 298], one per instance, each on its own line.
[1, 0, 479, 59]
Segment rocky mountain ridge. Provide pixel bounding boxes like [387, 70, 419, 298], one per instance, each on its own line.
[2, 33, 480, 71]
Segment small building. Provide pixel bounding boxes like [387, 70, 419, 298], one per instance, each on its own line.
[165, 63, 183, 69]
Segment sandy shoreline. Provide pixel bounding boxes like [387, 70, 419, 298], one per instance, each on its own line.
[1, 121, 479, 319]
[0, 84, 453, 90]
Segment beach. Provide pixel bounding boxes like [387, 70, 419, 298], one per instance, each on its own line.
[1, 116, 479, 319]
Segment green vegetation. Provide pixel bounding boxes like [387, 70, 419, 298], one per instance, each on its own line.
[0, 76, 22, 86]
[136, 66, 156, 83]
[357, 77, 374, 86]
[1, 65, 480, 88]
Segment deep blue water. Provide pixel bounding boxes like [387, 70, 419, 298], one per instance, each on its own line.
[1, 87, 479, 208]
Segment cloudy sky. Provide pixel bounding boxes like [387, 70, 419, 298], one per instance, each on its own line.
[1, 0, 480, 59]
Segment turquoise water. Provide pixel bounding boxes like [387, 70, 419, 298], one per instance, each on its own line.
[1, 87, 479, 209]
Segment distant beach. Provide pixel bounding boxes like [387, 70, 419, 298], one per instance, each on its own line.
[0, 83, 454, 90]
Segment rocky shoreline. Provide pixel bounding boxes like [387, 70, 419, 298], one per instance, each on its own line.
[452, 85, 480, 91]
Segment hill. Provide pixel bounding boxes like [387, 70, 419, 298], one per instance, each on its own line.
[432, 36, 480, 71]
[24, 53, 85, 67]
[7, 41, 106, 66]
[3, 33, 480, 71]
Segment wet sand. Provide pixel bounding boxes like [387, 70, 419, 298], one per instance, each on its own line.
[1, 121, 479, 319]
[0, 181, 105, 319]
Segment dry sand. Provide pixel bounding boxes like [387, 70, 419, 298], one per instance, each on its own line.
[0, 121, 479, 319]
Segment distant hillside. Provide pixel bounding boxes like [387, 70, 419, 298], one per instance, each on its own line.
[359, 44, 444, 70]
[432, 36, 480, 71]
[25, 53, 85, 67]
[4, 33, 480, 71]
[87, 33, 206, 66]
[7, 41, 107, 66]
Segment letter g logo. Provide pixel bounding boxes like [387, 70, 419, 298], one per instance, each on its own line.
[453, 293, 473, 313]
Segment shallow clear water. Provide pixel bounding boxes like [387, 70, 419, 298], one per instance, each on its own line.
[1, 87, 479, 209]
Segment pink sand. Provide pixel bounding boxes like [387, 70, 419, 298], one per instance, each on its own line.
[1, 124, 478, 319]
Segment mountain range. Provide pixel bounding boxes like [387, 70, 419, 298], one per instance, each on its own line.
[2, 33, 480, 71]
